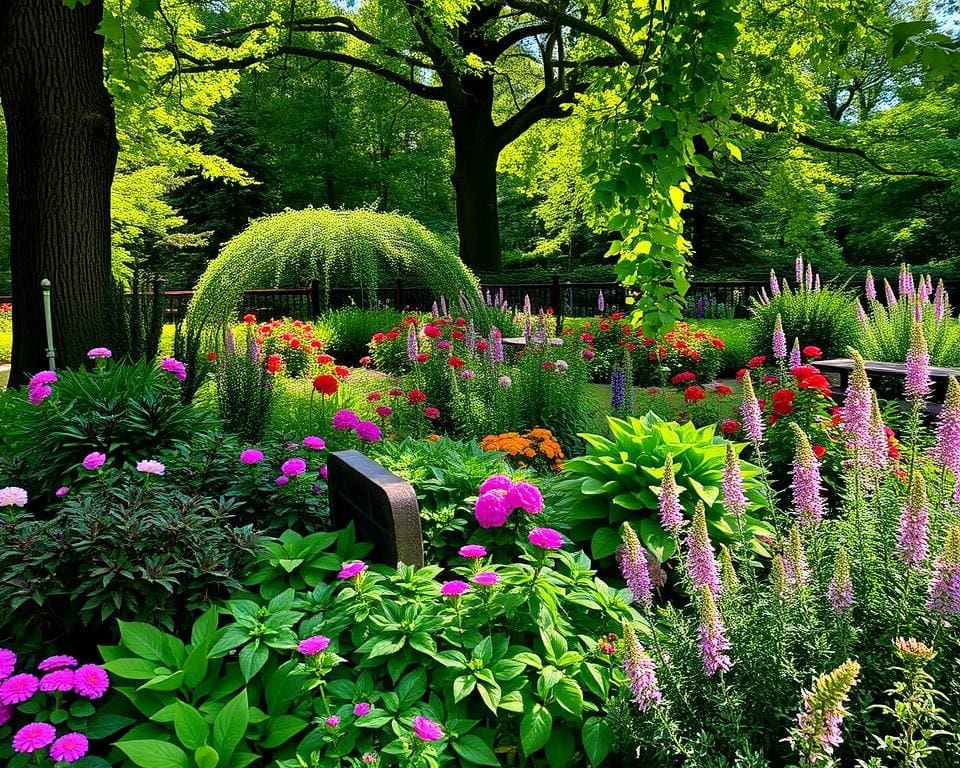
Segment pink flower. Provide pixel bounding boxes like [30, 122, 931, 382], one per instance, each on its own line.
[423, 406, 440, 420]
[0, 704, 12, 726]
[0, 649, 16, 679]
[326, 715, 341, 727]
[38, 655, 76, 672]
[160, 357, 187, 381]
[281, 458, 307, 476]
[12, 722, 56, 753]
[412, 715, 443, 741]
[135, 459, 165, 476]
[356, 421, 382, 442]
[376, 406, 393, 418]
[55, 486, 70, 498]
[73, 664, 109, 699]
[478, 475, 513, 495]
[240, 449, 264, 464]
[474, 490, 510, 528]
[0, 487, 27, 508]
[472, 571, 499, 586]
[528, 527, 563, 550]
[39, 669, 75, 693]
[28, 371, 57, 388]
[504, 482, 544, 514]
[338, 561, 367, 579]
[50, 733, 89, 763]
[441, 580, 470, 597]
[298, 636, 330, 655]
[319, 465, 328, 480]
[354, 702, 372, 717]
[332, 409, 361, 431]
[275, 475, 289, 486]
[28, 384, 52, 405]
[459, 545, 487, 558]
[82, 452, 106, 471]
[362, 753, 377, 764]
[303, 436, 326, 451]
[87, 347, 112, 359]
[0, 673, 38, 704]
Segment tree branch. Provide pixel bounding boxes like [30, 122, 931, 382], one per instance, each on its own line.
[730, 113, 943, 177]
[495, 81, 587, 149]
[491, 22, 554, 58]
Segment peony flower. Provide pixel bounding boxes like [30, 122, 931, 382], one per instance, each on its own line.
[0, 649, 16, 679]
[160, 357, 187, 381]
[1, 673, 38, 704]
[240, 449, 264, 465]
[281, 458, 307, 476]
[441, 580, 470, 597]
[528, 527, 563, 550]
[55, 486, 70, 498]
[504, 481, 544, 515]
[338, 561, 367, 580]
[472, 571, 499, 586]
[50, 733, 89, 763]
[479, 475, 512, 495]
[303, 436, 326, 451]
[459, 545, 488, 558]
[0, 486, 28, 508]
[298, 636, 330, 655]
[82, 452, 106, 471]
[474, 490, 510, 528]
[12, 722, 56, 753]
[356, 421, 382, 442]
[412, 715, 443, 741]
[135, 459, 165, 476]
[37, 655, 76, 672]
[39, 669, 75, 692]
[87, 347, 112, 359]
[332, 409, 360, 431]
[73, 664, 109, 699]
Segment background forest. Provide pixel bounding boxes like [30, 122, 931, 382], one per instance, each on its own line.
[1, 0, 958, 293]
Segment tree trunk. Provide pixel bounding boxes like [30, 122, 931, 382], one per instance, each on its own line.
[0, 0, 118, 387]
[450, 111, 502, 274]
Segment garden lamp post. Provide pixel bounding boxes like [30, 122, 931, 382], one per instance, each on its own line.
[41, 278, 56, 371]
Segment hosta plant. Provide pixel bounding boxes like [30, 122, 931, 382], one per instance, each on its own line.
[557, 413, 770, 562]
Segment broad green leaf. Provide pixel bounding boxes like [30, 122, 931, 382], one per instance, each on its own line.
[452, 734, 499, 766]
[520, 704, 552, 757]
[212, 689, 248, 761]
[173, 702, 208, 751]
[582, 717, 614, 766]
[115, 740, 188, 768]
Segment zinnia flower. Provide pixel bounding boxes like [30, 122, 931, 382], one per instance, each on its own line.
[50, 732, 89, 763]
[459, 545, 487, 558]
[87, 347, 112, 359]
[332, 409, 360, 431]
[326, 715, 340, 727]
[82, 452, 106, 471]
[135, 459, 165, 476]
[160, 357, 187, 381]
[55, 486, 70, 498]
[528, 527, 563, 549]
[28, 384, 52, 405]
[423, 407, 440, 420]
[37, 655, 76, 672]
[474, 490, 510, 528]
[73, 664, 109, 699]
[504, 481, 544, 514]
[39, 669, 75, 692]
[303, 436, 326, 451]
[1, 673, 38, 704]
[338, 561, 367, 579]
[240, 448, 264, 465]
[441, 580, 469, 597]
[412, 715, 443, 741]
[281, 458, 307, 476]
[0, 487, 28, 508]
[0, 649, 16, 679]
[298, 636, 330, 655]
[472, 571, 499, 586]
[313, 374, 339, 395]
[356, 421, 382, 442]
[354, 702, 372, 717]
[12, 722, 56, 753]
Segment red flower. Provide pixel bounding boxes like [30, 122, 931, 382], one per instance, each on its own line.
[688, 351, 701, 362]
[405, 315, 418, 325]
[415, 353, 429, 363]
[267, 354, 283, 374]
[310, 339, 323, 349]
[424, 406, 440, 419]
[206, 351, 217, 362]
[611, 312, 624, 321]
[543, 361, 555, 371]
[747, 355, 767, 368]
[735, 368, 747, 381]
[710, 338, 726, 350]
[642, 336, 656, 347]
[424, 325, 441, 338]
[475, 340, 488, 352]
[647, 387, 661, 395]
[626, 342, 637, 352]
[452, 330, 465, 340]
[385, 331, 399, 341]
[720, 419, 741, 436]
[290, 339, 301, 350]
[243, 314, 256, 325]
[671, 371, 697, 385]
[359, 356, 372, 366]
[599, 322, 610, 332]
[798, 373, 831, 397]
[408, 389, 427, 404]
[791, 365, 819, 379]
[685, 386, 706, 402]
[762, 375, 779, 386]
[334, 365, 350, 378]
[448, 357, 464, 369]
[803, 346, 823, 360]
[581, 333, 594, 343]
[389, 388, 403, 397]
[317, 354, 334, 365]
[772, 388, 795, 416]
[372, 333, 386, 344]
[281, 333, 292, 342]
[367, 392, 382, 402]
[293, 320, 303, 328]
[313, 374, 338, 395]
[454, 317, 466, 327]
[812, 445, 826, 459]
[714, 384, 732, 396]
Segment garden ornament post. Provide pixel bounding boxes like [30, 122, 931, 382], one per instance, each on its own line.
[41, 278, 56, 371]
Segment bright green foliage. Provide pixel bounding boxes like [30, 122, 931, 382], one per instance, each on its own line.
[859, 294, 960, 367]
[215, 325, 275, 441]
[557, 413, 770, 563]
[320, 308, 403, 365]
[186, 209, 480, 332]
[750, 282, 862, 359]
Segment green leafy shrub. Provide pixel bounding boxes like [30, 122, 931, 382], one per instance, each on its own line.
[323, 307, 403, 364]
[750, 274, 861, 359]
[556, 413, 770, 562]
[859, 288, 960, 367]
[695, 319, 752, 376]
[215, 324, 275, 440]
[0, 358, 209, 496]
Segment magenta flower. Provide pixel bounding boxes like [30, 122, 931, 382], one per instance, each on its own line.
[478, 475, 513, 495]
[504, 481, 544, 514]
[87, 347, 112, 359]
[326, 715, 341, 727]
[905, 321, 931, 400]
[338, 561, 367, 580]
[0, 487, 27, 508]
[0, 649, 16, 679]
[332, 409, 361, 431]
[160, 357, 187, 381]
[319, 465, 328, 480]
[82, 452, 106, 471]
[55, 486, 70, 498]
[376, 406, 393, 418]
[38, 655, 76, 672]
[12, 722, 56, 753]
[298, 636, 330, 655]
[135, 459, 165, 476]
[73, 664, 109, 699]
[721, 443, 747, 518]
[896, 473, 929, 567]
[441, 580, 470, 597]
[275, 475, 289, 486]
[459, 545, 487, 558]
[28, 384, 52, 405]
[0, 673, 38, 704]
[303, 436, 326, 451]
[773, 314, 787, 359]
[686, 504, 721, 596]
[620, 522, 653, 609]
[788, 338, 801, 368]
[356, 421, 382, 442]
[39, 669, 75, 693]
[50, 733, 89, 763]
[412, 715, 443, 741]
[0, 705, 12, 726]
[528, 527, 563, 550]
[472, 571, 499, 586]
[697, 588, 732, 676]
[790, 424, 825, 525]
[623, 624, 661, 711]
[240, 448, 264, 465]
[29, 371, 57, 388]
[281, 457, 307, 476]
[658, 454, 683, 534]
[474, 490, 510, 528]
[354, 702, 372, 717]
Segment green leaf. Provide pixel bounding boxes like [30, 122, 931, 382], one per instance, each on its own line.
[194, 746, 219, 768]
[582, 717, 614, 766]
[238, 642, 269, 683]
[590, 526, 621, 560]
[208, 626, 250, 658]
[139, 670, 185, 692]
[452, 734, 500, 766]
[452, 675, 476, 702]
[191, 607, 220, 648]
[544, 726, 576, 768]
[261, 715, 308, 748]
[212, 689, 249, 762]
[119, 621, 173, 665]
[553, 679, 584, 718]
[115, 740, 189, 768]
[182, 646, 209, 690]
[725, 142, 742, 161]
[102, 658, 162, 681]
[173, 702, 208, 751]
[520, 704, 552, 757]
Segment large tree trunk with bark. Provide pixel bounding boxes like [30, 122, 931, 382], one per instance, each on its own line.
[0, 0, 118, 387]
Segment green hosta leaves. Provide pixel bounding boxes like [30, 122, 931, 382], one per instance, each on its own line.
[520, 704, 553, 756]
[582, 717, 615, 766]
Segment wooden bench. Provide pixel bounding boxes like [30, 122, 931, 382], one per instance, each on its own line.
[817, 358, 960, 414]
[328, 450, 424, 567]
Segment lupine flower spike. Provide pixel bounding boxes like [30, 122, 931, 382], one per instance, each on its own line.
[773, 314, 787, 360]
[789, 338, 801, 368]
[785, 525, 810, 589]
[842, 351, 873, 455]
[719, 545, 740, 595]
[884, 278, 898, 307]
[620, 522, 653, 609]
[622, 622, 662, 711]
[856, 300, 867, 325]
[722, 442, 747, 518]
[865, 269, 876, 301]
[739, 371, 764, 444]
[934, 376, 960, 482]
[927, 526, 960, 616]
[770, 269, 781, 296]
[934, 279, 946, 321]
[905, 320, 931, 400]
[789, 660, 860, 764]
[805, 263, 814, 291]
[658, 454, 684, 535]
[868, 391, 890, 471]
[686, 502, 721, 596]
[828, 548, 853, 613]
[896, 470, 929, 568]
[795, 256, 803, 284]
[790, 423, 825, 525]
[697, 587, 732, 676]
